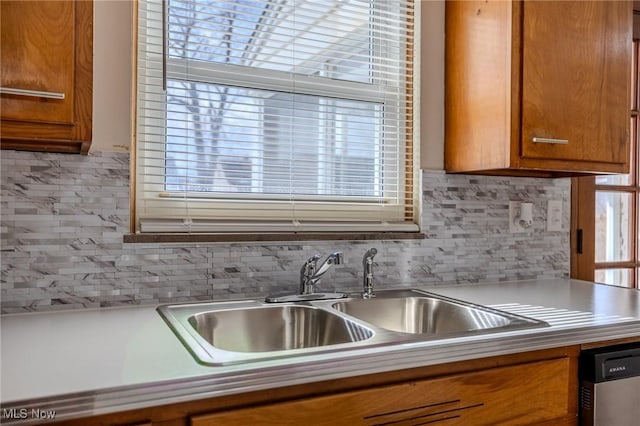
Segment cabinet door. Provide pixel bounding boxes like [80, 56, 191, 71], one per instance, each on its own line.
[520, 1, 631, 167]
[0, 0, 92, 153]
[192, 358, 572, 426]
[1, 1, 75, 124]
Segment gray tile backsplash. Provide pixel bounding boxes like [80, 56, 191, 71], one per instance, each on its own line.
[1, 150, 570, 313]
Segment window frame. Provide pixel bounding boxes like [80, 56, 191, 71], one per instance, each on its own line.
[133, 0, 419, 235]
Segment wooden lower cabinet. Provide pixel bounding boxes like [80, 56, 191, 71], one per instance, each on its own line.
[192, 358, 571, 426]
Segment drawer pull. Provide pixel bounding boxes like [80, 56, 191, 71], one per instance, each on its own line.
[532, 137, 568, 145]
[0, 87, 65, 100]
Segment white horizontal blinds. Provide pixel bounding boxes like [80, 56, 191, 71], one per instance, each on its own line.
[136, 0, 416, 232]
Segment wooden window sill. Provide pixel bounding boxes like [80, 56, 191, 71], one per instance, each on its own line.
[123, 232, 425, 244]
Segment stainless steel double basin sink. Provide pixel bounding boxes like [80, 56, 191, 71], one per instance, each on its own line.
[158, 289, 548, 365]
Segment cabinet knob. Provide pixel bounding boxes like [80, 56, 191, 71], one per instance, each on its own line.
[0, 87, 65, 100]
[532, 137, 569, 145]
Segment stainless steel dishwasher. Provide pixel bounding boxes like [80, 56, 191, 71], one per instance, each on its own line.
[580, 343, 640, 426]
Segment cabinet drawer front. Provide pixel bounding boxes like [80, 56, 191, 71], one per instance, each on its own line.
[192, 357, 571, 426]
[520, 1, 631, 166]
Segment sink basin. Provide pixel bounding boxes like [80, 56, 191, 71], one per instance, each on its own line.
[158, 301, 374, 365]
[332, 292, 543, 336]
[188, 305, 372, 352]
[158, 288, 547, 365]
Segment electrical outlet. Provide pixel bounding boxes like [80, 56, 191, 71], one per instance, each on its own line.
[547, 200, 563, 231]
[509, 201, 533, 233]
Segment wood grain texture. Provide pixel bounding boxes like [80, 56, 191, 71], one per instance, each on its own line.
[0, 1, 74, 123]
[581, 336, 640, 350]
[0, 0, 93, 154]
[445, 0, 512, 172]
[74, 0, 94, 152]
[445, 0, 632, 176]
[521, 1, 631, 167]
[192, 358, 572, 426]
[571, 176, 596, 281]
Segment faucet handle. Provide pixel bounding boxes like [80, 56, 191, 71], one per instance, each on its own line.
[304, 254, 321, 267]
[362, 247, 378, 265]
[299, 254, 321, 295]
[300, 254, 321, 278]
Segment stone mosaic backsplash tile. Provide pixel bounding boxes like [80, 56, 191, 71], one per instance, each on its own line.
[0, 150, 570, 313]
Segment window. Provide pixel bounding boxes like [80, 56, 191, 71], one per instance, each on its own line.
[572, 37, 639, 289]
[135, 0, 417, 234]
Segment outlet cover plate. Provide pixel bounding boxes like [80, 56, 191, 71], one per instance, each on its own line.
[547, 200, 563, 231]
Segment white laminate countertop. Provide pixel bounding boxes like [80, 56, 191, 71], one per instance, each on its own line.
[1, 278, 640, 424]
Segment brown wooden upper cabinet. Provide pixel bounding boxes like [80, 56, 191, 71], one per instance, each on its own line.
[445, 0, 632, 176]
[0, 0, 93, 154]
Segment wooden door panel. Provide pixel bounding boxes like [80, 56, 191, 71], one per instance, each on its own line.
[521, 1, 630, 165]
[1, 1, 75, 124]
[192, 358, 571, 426]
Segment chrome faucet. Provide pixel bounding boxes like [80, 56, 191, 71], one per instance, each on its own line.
[300, 252, 344, 295]
[362, 247, 378, 298]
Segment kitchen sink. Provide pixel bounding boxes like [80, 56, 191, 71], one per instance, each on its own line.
[158, 288, 548, 365]
[333, 295, 521, 335]
[188, 305, 372, 352]
[158, 301, 374, 365]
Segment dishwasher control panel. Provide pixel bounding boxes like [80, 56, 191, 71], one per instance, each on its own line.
[580, 343, 640, 382]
